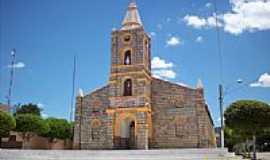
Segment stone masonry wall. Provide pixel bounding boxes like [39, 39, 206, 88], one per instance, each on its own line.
[151, 78, 215, 148]
[74, 85, 112, 149]
[74, 79, 216, 150]
[195, 90, 216, 148]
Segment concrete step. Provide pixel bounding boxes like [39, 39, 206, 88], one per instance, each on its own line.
[0, 149, 242, 160]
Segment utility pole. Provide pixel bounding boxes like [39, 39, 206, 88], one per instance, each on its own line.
[218, 79, 245, 149]
[214, 0, 225, 148]
[219, 84, 224, 148]
[7, 49, 16, 113]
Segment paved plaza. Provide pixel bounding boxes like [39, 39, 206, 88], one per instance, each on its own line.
[0, 149, 243, 160]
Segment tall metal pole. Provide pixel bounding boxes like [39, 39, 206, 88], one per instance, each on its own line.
[219, 84, 224, 148]
[7, 49, 16, 113]
[70, 55, 77, 122]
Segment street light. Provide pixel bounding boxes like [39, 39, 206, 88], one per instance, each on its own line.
[219, 79, 243, 148]
[237, 79, 243, 84]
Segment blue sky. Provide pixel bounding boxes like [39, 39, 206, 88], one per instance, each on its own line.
[1, 0, 270, 126]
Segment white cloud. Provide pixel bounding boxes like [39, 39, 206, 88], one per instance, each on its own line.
[250, 73, 270, 88]
[152, 70, 176, 79]
[223, 0, 270, 35]
[207, 15, 223, 28]
[183, 15, 207, 29]
[150, 32, 156, 37]
[37, 103, 48, 118]
[151, 57, 176, 80]
[166, 36, 182, 46]
[8, 62, 25, 69]
[183, 15, 222, 29]
[195, 36, 204, 43]
[206, 2, 212, 8]
[151, 57, 173, 69]
[184, 0, 270, 35]
[37, 103, 44, 109]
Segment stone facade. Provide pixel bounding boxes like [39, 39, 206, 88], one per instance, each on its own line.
[73, 2, 216, 150]
[150, 79, 216, 148]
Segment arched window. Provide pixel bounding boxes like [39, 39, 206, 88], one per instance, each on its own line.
[124, 50, 131, 65]
[144, 39, 148, 66]
[144, 40, 148, 52]
[124, 79, 132, 96]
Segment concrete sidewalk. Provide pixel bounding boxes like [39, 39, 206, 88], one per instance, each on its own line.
[0, 149, 243, 160]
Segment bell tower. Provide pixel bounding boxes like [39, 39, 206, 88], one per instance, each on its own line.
[107, 1, 152, 149]
[109, 1, 152, 106]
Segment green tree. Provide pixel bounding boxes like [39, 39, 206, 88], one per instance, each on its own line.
[256, 129, 270, 151]
[0, 111, 16, 146]
[225, 100, 270, 160]
[15, 103, 42, 116]
[225, 126, 252, 157]
[43, 118, 72, 142]
[225, 127, 242, 151]
[15, 114, 49, 149]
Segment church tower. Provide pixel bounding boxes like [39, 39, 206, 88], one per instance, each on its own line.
[107, 1, 152, 149]
[109, 1, 151, 106]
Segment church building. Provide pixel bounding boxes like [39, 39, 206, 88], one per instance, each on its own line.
[73, 1, 216, 149]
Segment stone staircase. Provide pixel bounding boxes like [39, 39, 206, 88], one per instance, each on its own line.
[0, 149, 242, 160]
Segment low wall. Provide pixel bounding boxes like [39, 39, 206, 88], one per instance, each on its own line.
[1, 132, 72, 150]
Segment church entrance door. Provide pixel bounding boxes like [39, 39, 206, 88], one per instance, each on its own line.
[120, 118, 136, 149]
[128, 121, 135, 148]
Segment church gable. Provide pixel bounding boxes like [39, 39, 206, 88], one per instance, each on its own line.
[84, 85, 110, 113]
[151, 78, 200, 108]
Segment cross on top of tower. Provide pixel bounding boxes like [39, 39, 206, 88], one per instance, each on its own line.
[121, 0, 143, 30]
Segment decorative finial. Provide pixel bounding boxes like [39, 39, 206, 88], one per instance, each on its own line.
[78, 88, 84, 97]
[196, 79, 204, 89]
